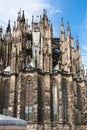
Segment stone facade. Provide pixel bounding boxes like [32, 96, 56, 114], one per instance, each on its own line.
[0, 9, 87, 130]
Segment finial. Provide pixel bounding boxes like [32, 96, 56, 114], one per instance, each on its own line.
[60, 17, 64, 33]
[43, 9, 45, 14]
[32, 15, 34, 23]
[6, 20, 11, 32]
[67, 21, 71, 36]
[20, 8, 21, 15]
[13, 21, 16, 29]
[76, 36, 79, 50]
[61, 17, 64, 26]
[40, 15, 41, 21]
[22, 10, 24, 17]
[8, 20, 10, 25]
[67, 21, 70, 31]
[22, 10, 25, 23]
[43, 9, 47, 15]
[17, 9, 21, 20]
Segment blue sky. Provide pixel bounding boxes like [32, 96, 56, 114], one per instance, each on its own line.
[0, 0, 87, 70]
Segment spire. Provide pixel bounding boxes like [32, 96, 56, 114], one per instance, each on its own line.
[60, 17, 65, 41]
[43, 9, 47, 15]
[67, 21, 71, 37]
[60, 17, 64, 33]
[13, 21, 16, 29]
[17, 9, 21, 21]
[6, 20, 11, 32]
[32, 15, 34, 23]
[0, 26, 2, 39]
[43, 9, 48, 22]
[22, 10, 25, 23]
[76, 36, 79, 50]
[17, 9, 22, 28]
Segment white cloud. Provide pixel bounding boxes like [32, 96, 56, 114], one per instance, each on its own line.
[79, 12, 87, 69]
[50, 8, 62, 15]
[0, 0, 62, 33]
[0, 0, 50, 30]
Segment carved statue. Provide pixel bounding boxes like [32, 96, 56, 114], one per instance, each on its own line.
[26, 40, 31, 50]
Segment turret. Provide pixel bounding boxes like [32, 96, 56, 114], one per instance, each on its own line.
[6, 20, 11, 33]
[5, 20, 11, 42]
[76, 36, 79, 50]
[5, 20, 12, 66]
[60, 17, 65, 41]
[32, 15, 34, 31]
[17, 9, 22, 28]
[22, 10, 25, 24]
[43, 9, 48, 26]
[67, 21, 71, 37]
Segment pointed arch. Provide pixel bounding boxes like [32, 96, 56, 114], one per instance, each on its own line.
[20, 75, 34, 121]
[61, 78, 68, 123]
[51, 78, 58, 121]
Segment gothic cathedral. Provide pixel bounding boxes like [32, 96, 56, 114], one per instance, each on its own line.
[0, 9, 87, 130]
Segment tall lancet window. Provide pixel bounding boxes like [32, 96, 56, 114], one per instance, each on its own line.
[77, 85, 82, 124]
[38, 77, 44, 124]
[62, 79, 68, 123]
[3, 80, 9, 115]
[21, 76, 33, 121]
[51, 79, 58, 121]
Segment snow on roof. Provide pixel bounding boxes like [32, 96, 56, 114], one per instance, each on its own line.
[0, 115, 27, 126]
[4, 66, 10, 72]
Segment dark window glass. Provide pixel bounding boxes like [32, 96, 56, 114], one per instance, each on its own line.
[38, 78, 44, 124]
[20, 77, 33, 121]
[3, 80, 9, 115]
[76, 86, 82, 124]
[24, 79, 33, 121]
[62, 79, 68, 123]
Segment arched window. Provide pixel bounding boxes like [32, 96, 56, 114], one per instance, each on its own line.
[62, 79, 68, 123]
[21, 76, 33, 121]
[51, 79, 58, 121]
[38, 77, 44, 124]
[77, 85, 82, 124]
[77, 86, 82, 111]
[3, 80, 9, 115]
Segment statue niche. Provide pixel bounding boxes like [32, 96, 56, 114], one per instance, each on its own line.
[26, 40, 31, 50]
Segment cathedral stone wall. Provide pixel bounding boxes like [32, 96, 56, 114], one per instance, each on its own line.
[0, 9, 87, 130]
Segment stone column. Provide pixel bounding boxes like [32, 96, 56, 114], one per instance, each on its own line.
[8, 74, 16, 116]
[43, 74, 51, 130]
